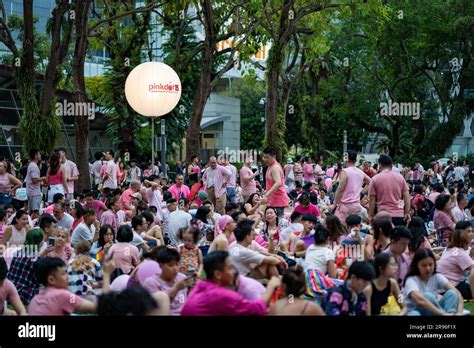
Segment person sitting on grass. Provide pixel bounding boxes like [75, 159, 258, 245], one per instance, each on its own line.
[363, 253, 406, 315]
[323, 260, 375, 316]
[28, 256, 114, 315]
[403, 248, 464, 316]
[181, 251, 281, 316]
[269, 265, 324, 316]
[0, 257, 26, 315]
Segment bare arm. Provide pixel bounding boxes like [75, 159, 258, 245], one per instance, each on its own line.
[62, 168, 69, 194]
[327, 260, 337, 278]
[334, 171, 348, 205]
[264, 166, 282, 199]
[409, 291, 449, 316]
[0, 226, 12, 245]
[7, 174, 21, 191]
[363, 284, 372, 316]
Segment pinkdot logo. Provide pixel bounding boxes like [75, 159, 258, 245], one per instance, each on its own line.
[148, 82, 180, 93]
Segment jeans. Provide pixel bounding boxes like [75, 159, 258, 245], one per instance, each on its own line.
[407, 289, 459, 315]
[226, 187, 236, 204]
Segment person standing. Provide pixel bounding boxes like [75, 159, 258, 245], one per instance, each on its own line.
[187, 156, 201, 186]
[91, 152, 104, 190]
[26, 149, 46, 213]
[202, 157, 231, 215]
[224, 160, 238, 204]
[303, 156, 315, 185]
[368, 155, 411, 226]
[128, 159, 142, 182]
[240, 156, 259, 203]
[330, 150, 370, 224]
[261, 147, 288, 218]
[293, 155, 304, 186]
[284, 158, 295, 191]
[102, 150, 118, 199]
[46, 152, 68, 204]
[57, 148, 79, 203]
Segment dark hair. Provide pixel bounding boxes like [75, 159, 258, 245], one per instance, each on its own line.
[98, 224, 115, 248]
[12, 209, 28, 225]
[0, 257, 7, 280]
[70, 201, 84, 218]
[165, 197, 177, 205]
[178, 226, 200, 243]
[404, 248, 437, 285]
[263, 207, 280, 240]
[34, 257, 66, 286]
[131, 215, 145, 229]
[347, 260, 375, 281]
[225, 202, 239, 214]
[413, 185, 424, 195]
[49, 152, 61, 175]
[52, 193, 65, 204]
[154, 245, 180, 264]
[97, 285, 158, 316]
[434, 194, 450, 211]
[106, 149, 114, 157]
[85, 191, 94, 198]
[345, 214, 361, 227]
[435, 185, 445, 193]
[230, 211, 242, 222]
[456, 192, 466, 204]
[373, 252, 393, 278]
[0, 208, 6, 222]
[56, 147, 66, 154]
[378, 155, 393, 167]
[448, 228, 472, 249]
[390, 226, 412, 242]
[195, 206, 210, 223]
[142, 211, 154, 224]
[373, 219, 392, 241]
[314, 224, 330, 244]
[204, 251, 229, 280]
[38, 213, 57, 230]
[262, 147, 277, 157]
[116, 224, 134, 243]
[245, 193, 261, 210]
[282, 265, 306, 297]
[347, 150, 357, 163]
[94, 152, 103, 161]
[408, 217, 427, 253]
[234, 219, 254, 242]
[455, 220, 471, 231]
[178, 197, 189, 208]
[106, 197, 118, 210]
[29, 148, 39, 160]
[289, 211, 302, 223]
[82, 207, 95, 217]
[325, 215, 348, 242]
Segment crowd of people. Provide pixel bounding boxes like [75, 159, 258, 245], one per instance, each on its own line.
[0, 146, 472, 316]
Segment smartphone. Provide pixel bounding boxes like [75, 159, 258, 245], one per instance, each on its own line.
[48, 237, 56, 246]
[185, 268, 196, 279]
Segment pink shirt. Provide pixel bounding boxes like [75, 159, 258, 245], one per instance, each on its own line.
[168, 184, 191, 200]
[294, 203, 320, 217]
[44, 204, 55, 215]
[143, 273, 187, 315]
[63, 160, 79, 194]
[240, 166, 256, 197]
[0, 279, 21, 313]
[438, 248, 474, 286]
[83, 200, 107, 218]
[181, 279, 267, 316]
[28, 287, 84, 315]
[303, 163, 314, 181]
[340, 166, 365, 204]
[100, 209, 119, 232]
[368, 170, 409, 217]
[203, 165, 232, 198]
[119, 188, 134, 211]
[265, 161, 289, 208]
[108, 243, 139, 274]
[49, 167, 63, 185]
[0, 173, 12, 193]
[226, 164, 237, 188]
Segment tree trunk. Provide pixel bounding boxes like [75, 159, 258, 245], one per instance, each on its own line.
[309, 69, 325, 157]
[390, 122, 400, 159]
[73, 0, 93, 192]
[185, 0, 214, 162]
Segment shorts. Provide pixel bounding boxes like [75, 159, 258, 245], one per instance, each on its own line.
[335, 202, 362, 225]
[28, 194, 42, 211]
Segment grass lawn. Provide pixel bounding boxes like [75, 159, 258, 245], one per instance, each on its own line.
[464, 301, 474, 315]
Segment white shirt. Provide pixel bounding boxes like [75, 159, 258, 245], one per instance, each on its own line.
[56, 212, 74, 231]
[452, 206, 469, 222]
[454, 166, 465, 181]
[71, 222, 96, 247]
[228, 242, 265, 276]
[167, 209, 192, 246]
[103, 160, 118, 189]
[304, 245, 335, 273]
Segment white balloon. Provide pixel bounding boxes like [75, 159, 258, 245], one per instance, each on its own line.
[125, 62, 182, 117]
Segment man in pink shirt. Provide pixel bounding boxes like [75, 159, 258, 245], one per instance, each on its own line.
[83, 191, 107, 219]
[120, 180, 141, 216]
[100, 197, 120, 233]
[168, 174, 190, 200]
[202, 156, 232, 215]
[57, 148, 79, 203]
[368, 155, 411, 226]
[332, 150, 371, 225]
[261, 147, 288, 218]
[181, 251, 281, 316]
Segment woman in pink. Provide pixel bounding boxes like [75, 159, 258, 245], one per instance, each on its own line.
[243, 193, 263, 219]
[261, 207, 282, 253]
[263, 147, 289, 218]
[294, 193, 321, 218]
[303, 156, 315, 184]
[118, 162, 127, 187]
[0, 161, 21, 206]
[46, 152, 68, 203]
[293, 155, 304, 185]
[433, 194, 456, 247]
[108, 225, 139, 274]
[46, 228, 74, 262]
[240, 156, 258, 203]
[187, 156, 201, 185]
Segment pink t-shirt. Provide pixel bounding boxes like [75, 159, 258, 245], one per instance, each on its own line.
[28, 287, 84, 315]
[438, 248, 473, 286]
[181, 279, 267, 316]
[168, 184, 190, 200]
[143, 272, 187, 316]
[83, 200, 107, 218]
[63, 160, 79, 194]
[44, 204, 55, 215]
[340, 166, 365, 204]
[119, 188, 134, 211]
[294, 203, 320, 217]
[108, 243, 140, 274]
[303, 163, 314, 181]
[240, 166, 256, 197]
[265, 161, 289, 208]
[368, 170, 409, 217]
[0, 279, 21, 312]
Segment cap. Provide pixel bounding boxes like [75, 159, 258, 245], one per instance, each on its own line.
[218, 214, 233, 231]
[287, 158, 293, 164]
[131, 192, 142, 201]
